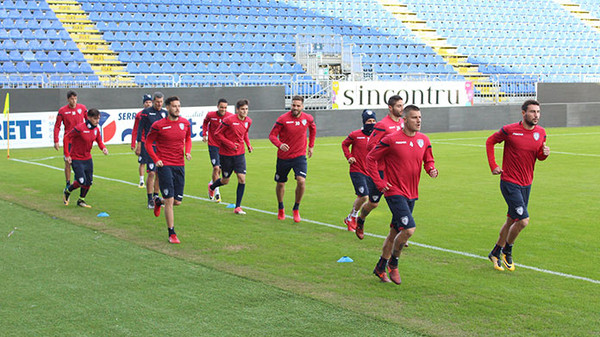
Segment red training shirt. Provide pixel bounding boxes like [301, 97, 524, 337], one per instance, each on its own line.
[63, 122, 106, 161]
[202, 110, 234, 147]
[366, 130, 435, 200]
[130, 110, 142, 148]
[341, 129, 371, 175]
[269, 111, 316, 160]
[367, 115, 404, 171]
[214, 114, 252, 156]
[54, 103, 87, 143]
[145, 117, 192, 166]
[486, 121, 548, 186]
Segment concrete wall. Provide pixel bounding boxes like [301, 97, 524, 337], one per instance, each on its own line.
[2, 84, 599, 141]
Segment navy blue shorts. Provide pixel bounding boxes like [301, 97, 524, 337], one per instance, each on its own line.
[275, 156, 307, 183]
[349, 172, 369, 197]
[366, 170, 384, 203]
[71, 159, 93, 186]
[139, 142, 157, 172]
[157, 165, 185, 201]
[220, 154, 246, 178]
[500, 180, 531, 220]
[208, 145, 220, 167]
[385, 195, 416, 231]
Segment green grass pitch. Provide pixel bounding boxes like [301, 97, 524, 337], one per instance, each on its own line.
[1, 126, 599, 336]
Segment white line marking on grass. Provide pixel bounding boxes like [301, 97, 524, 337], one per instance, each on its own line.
[9, 158, 600, 285]
[431, 142, 600, 157]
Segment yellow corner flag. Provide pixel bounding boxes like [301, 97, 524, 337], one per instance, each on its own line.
[2, 92, 8, 115]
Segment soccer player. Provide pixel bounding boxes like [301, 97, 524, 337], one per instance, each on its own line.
[202, 98, 233, 202]
[54, 90, 87, 188]
[62, 108, 109, 208]
[135, 92, 167, 209]
[268, 95, 316, 223]
[355, 95, 404, 240]
[131, 94, 153, 188]
[145, 96, 192, 244]
[486, 99, 550, 272]
[366, 105, 438, 284]
[341, 109, 377, 231]
[209, 99, 253, 214]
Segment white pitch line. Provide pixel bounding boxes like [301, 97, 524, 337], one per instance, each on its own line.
[431, 141, 600, 157]
[9, 158, 600, 285]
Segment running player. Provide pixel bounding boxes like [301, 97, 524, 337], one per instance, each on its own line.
[62, 108, 109, 208]
[202, 98, 233, 202]
[135, 92, 166, 209]
[209, 99, 253, 214]
[268, 95, 316, 223]
[54, 90, 87, 188]
[355, 95, 404, 240]
[486, 99, 550, 272]
[341, 109, 377, 231]
[131, 94, 153, 188]
[145, 96, 192, 244]
[366, 105, 438, 284]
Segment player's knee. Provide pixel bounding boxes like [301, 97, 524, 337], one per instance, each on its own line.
[174, 200, 182, 206]
[358, 195, 368, 203]
[221, 177, 230, 185]
[403, 228, 416, 238]
[517, 218, 529, 228]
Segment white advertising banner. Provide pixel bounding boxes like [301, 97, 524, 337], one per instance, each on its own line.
[332, 81, 474, 110]
[0, 105, 226, 150]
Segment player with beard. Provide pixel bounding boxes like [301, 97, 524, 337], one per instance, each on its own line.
[268, 96, 316, 223]
[145, 96, 192, 244]
[366, 105, 438, 284]
[486, 100, 550, 272]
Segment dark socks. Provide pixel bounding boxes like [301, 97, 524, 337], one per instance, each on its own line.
[502, 244, 513, 255]
[168, 227, 176, 236]
[491, 244, 503, 257]
[278, 202, 284, 210]
[211, 179, 223, 190]
[376, 256, 388, 271]
[69, 181, 81, 192]
[147, 193, 153, 202]
[235, 183, 245, 208]
[80, 185, 90, 198]
[293, 202, 299, 211]
[357, 217, 365, 225]
[388, 256, 399, 269]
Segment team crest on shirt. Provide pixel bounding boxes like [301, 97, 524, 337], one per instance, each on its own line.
[401, 216, 409, 225]
[179, 123, 184, 130]
[94, 129, 97, 136]
[301, 119, 307, 126]
[409, 141, 414, 147]
[516, 206, 524, 216]
[77, 109, 82, 114]
[417, 139, 424, 148]
[245, 122, 249, 128]
[533, 132, 540, 141]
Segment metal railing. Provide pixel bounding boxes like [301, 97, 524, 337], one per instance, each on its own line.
[4, 72, 597, 107]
